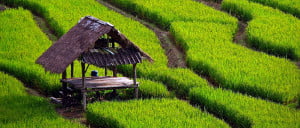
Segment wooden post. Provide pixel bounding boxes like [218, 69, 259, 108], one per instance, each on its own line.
[71, 62, 74, 78]
[62, 70, 67, 89]
[105, 66, 107, 76]
[112, 66, 117, 96]
[113, 66, 117, 77]
[81, 62, 87, 111]
[133, 64, 138, 98]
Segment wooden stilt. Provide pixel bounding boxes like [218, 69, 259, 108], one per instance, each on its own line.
[113, 66, 117, 77]
[112, 66, 117, 97]
[133, 64, 138, 98]
[81, 62, 87, 111]
[71, 62, 74, 78]
[62, 70, 67, 90]
[105, 66, 107, 76]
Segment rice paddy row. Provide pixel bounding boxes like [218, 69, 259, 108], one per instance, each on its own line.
[106, 0, 300, 106]
[222, 0, 300, 60]
[0, 68, 84, 127]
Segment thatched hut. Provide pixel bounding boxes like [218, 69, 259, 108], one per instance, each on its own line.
[36, 16, 152, 110]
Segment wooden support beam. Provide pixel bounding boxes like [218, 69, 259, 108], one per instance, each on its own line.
[71, 62, 74, 78]
[62, 70, 67, 89]
[112, 66, 117, 96]
[133, 64, 138, 98]
[105, 66, 107, 76]
[113, 66, 117, 77]
[81, 62, 87, 111]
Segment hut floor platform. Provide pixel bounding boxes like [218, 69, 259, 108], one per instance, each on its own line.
[61, 76, 138, 92]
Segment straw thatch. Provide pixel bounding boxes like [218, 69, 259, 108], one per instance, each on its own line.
[36, 16, 152, 73]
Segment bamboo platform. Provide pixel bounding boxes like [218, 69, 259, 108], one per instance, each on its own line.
[61, 76, 138, 92]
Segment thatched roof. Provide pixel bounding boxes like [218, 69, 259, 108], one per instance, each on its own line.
[36, 16, 152, 73]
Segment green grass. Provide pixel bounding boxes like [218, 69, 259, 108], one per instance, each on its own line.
[0, 71, 85, 128]
[170, 21, 300, 104]
[248, 0, 300, 18]
[222, 0, 300, 60]
[105, 0, 300, 104]
[190, 87, 300, 128]
[107, 0, 237, 28]
[87, 98, 230, 128]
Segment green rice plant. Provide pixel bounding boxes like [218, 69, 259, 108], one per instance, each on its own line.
[87, 98, 230, 128]
[248, 0, 300, 18]
[222, 0, 300, 60]
[106, 0, 300, 104]
[170, 21, 300, 105]
[107, 0, 237, 28]
[0, 71, 85, 128]
[190, 87, 300, 128]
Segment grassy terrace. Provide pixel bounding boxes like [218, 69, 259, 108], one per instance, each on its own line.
[107, 0, 300, 104]
[1, 0, 299, 127]
[87, 99, 229, 128]
[248, 0, 300, 18]
[222, 0, 300, 60]
[0, 71, 84, 127]
[170, 21, 300, 105]
[190, 87, 300, 128]
[102, 0, 300, 127]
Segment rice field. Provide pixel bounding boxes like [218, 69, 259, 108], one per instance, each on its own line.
[0, 0, 299, 127]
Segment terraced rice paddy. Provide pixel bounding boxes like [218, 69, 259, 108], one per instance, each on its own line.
[0, 0, 299, 127]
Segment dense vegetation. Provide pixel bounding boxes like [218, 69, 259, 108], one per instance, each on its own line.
[106, 0, 300, 105]
[248, 0, 300, 18]
[222, 0, 300, 60]
[170, 21, 300, 105]
[190, 87, 300, 128]
[87, 98, 229, 128]
[1, 0, 299, 127]
[0, 71, 84, 127]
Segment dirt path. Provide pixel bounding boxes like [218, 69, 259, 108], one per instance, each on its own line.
[33, 15, 58, 42]
[98, 0, 187, 68]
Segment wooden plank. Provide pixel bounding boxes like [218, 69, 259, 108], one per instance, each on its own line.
[61, 76, 138, 90]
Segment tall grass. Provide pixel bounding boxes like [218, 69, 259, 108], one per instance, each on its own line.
[247, 0, 300, 18]
[170, 21, 300, 104]
[105, 0, 300, 104]
[0, 71, 85, 128]
[222, 0, 300, 60]
[87, 98, 230, 128]
[190, 87, 300, 128]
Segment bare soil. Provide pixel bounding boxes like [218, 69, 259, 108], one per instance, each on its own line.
[98, 0, 187, 68]
[195, 0, 222, 10]
[33, 15, 58, 42]
[234, 21, 248, 46]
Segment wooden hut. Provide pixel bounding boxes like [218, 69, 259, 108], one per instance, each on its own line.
[36, 16, 153, 110]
